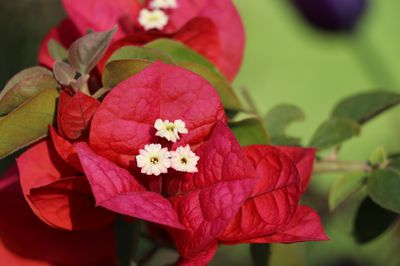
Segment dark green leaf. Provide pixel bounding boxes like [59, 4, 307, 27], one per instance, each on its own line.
[108, 46, 173, 64]
[270, 135, 301, 146]
[229, 118, 270, 146]
[145, 39, 215, 71]
[265, 104, 305, 136]
[329, 172, 366, 210]
[250, 244, 271, 266]
[309, 118, 361, 150]
[367, 169, 400, 213]
[53, 61, 76, 86]
[354, 197, 398, 244]
[48, 39, 68, 62]
[0, 67, 57, 116]
[176, 62, 243, 112]
[68, 26, 117, 74]
[0, 88, 58, 159]
[102, 60, 153, 89]
[332, 91, 400, 124]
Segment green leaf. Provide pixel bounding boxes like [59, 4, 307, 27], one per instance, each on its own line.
[107, 46, 173, 64]
[329, 172, 366, 210]
[368, 147, 388, 167]
[102, 59, 153, 89]
[229, 118, 270, 146]
[332, 91, 400, 124]
[309, 118, 361, 150]
[0, 67, 57, 116]
[367, 169, 400, 213]
[53, 61, 76, 86]
[354, 197, 398, 244]
[0, 88, 58, 159]
[270, 135, 301, 146]
[68, 26, 117, 74]
[48, 39, 68, 62]
[265, 104, 305, 136]
[176, 62, 243, 112]
[250, 244, 271, 266]
[145, 38, 215, 71]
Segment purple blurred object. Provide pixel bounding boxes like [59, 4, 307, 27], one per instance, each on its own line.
[292, 0, 368, 32]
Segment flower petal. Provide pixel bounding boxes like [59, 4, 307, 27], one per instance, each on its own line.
[90, 61, 225, 167]
[0, 165, 116, 265]
[75, 142, 185, 229]
[219, 145, 302, 244]
[277, 146, 316, 193]
[58, 91, 100, 140]
[169, 122, 256, 258]
[176, 241, 218, 266]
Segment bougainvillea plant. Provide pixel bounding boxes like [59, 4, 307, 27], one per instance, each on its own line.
[1, 0, 400, 265]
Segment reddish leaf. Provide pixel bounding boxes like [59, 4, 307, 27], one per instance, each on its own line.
[17, 140, 113, 230]
[169, 122, 256, 258]
[49, 126, 82, 172]
[277, 146, 316, 192]
[219, 145, 302, 244]
[89, 61, 225, 167]
[38, 19, 80, 68]
[62, 0, 141, 39]
[248, 206, 329, 243]
[75, 142, 185, 229]
[58, 91, 100, 140]
[0, 165, 116, 265]
[159, 0, 245, 81]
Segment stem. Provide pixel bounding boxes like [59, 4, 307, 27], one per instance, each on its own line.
[250, 243, 271, 266]
[314, 159, 372, 174]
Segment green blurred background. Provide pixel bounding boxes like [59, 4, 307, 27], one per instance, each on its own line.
[0, 0, 399, 265]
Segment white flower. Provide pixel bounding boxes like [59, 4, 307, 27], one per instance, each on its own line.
[136, 144, 171, 176]
[154, 119, 188, 142]
[170, 145, 199, 173]
[150, 0, 178, 9]
[138, 9, 169, 31]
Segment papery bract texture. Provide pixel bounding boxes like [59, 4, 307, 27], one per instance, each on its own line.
[0, 165, 116, 265]
[169, 122, 256, 258]
[89, 61, 225, 168]
[17, 140, 114, 231]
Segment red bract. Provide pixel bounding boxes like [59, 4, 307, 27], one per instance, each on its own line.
[17, 139, 115, 231]
[12, 62, 326, 265]
[219, 146, 328, 244]
[38, 0, 245, 81]
[0, 165, 116, 265]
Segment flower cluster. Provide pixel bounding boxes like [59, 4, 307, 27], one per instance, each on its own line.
[136, 119, 199, 176]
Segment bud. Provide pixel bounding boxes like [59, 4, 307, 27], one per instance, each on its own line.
[292, 0, 368, 32]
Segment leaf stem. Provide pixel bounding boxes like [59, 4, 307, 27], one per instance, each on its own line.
[314, 159, 372, 174]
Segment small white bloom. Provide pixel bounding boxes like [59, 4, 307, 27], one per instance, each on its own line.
[150, 0, 178, 9]
[138, 9, 169, 31]
[136, 144, 171, 176]
[154, 119, 188, 142]
[170, 145, 199, 173]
